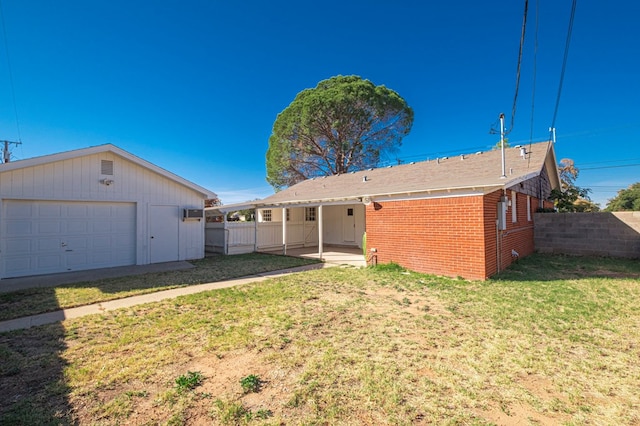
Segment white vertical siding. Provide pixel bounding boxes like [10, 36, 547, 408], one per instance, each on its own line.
[0, 151, 207, 267]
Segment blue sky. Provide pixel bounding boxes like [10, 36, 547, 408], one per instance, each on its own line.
[0, 0, 638, 207]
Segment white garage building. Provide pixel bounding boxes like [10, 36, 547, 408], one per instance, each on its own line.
[0, 144, 215, 279]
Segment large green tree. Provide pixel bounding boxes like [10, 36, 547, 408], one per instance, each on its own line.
[550, 158, 593, 212]
[605, 182, 640, 211]
[266, 75, 414, 190]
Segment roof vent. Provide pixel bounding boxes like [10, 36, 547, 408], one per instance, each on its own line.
[460, 154, 465, 160]
[363, 176, 368, 182]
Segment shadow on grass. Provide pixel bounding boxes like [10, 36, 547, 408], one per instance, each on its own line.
[492, 253, 640, 282]
[0, 253, 320, 322]
[0, 322, 72, 424]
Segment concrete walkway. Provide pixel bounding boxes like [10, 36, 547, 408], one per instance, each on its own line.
[0, 263, 333, 333]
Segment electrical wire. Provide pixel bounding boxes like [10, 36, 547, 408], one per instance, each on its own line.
[0, 0, 22, 143]
[549, 0, 577, 134]
[505, 0, 529, 135]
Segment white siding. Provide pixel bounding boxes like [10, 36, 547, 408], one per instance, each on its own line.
[0, 152, 207, 278]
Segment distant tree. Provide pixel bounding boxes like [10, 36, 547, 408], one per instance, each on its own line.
[550, 158, 592, 212]
[573, 199, 600, 212]
[266, 75, 414, 190]
[493, 138, 510, 150]
[605, 182, 640, 211]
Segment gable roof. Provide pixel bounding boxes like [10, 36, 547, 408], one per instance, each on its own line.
[0, 144, 216, 199]
[221, 141, 559, 210]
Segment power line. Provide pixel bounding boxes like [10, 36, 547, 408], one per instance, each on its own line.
[505, 0, 529, 135]
[581, 163, 640, 171]
[549, 0, 577, 133]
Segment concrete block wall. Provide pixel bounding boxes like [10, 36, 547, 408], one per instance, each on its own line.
[534, 212, 640, 258]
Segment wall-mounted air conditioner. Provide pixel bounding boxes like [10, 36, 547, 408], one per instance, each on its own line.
[183, 209, 204, 221]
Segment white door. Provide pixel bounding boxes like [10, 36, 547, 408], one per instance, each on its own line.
[1, 200, 136, 278]
[149, 205, 179, 263]
[343, 207, 356, 243]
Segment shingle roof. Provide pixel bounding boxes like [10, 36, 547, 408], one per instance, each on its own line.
[255, 141, 559, 207]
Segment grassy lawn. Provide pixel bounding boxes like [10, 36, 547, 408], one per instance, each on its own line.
[0, 253, 320, 322]
[0, 254, 639, 425]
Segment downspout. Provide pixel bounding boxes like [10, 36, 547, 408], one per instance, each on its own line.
[282, 207, 287, 255]
[223, 212, 229, 255]
[318, 205, 324, 261]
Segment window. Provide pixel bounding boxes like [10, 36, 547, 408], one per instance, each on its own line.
[262, 209, 272, 222]
[305, 207, 316, 222]
[512, 192, 517, 223]
[347, 208, 354, 216]
[527, 196, 532, 221]
[286, 208, 290, 221]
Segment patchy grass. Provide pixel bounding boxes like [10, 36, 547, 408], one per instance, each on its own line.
[0, 253, 319, 321]
[0, 254, 639, 424]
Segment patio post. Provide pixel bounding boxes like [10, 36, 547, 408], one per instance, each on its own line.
[282, 207, 287, 255]
[318, 204, 323, 260]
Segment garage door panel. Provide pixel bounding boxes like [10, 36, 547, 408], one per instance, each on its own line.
[37, 254, 64, 269]
[6, 202, 32, 217]
[38, 221, 62, 234]
[2, 200, 136, 278]
[38, 238, 61, 251]
[5, 239, 31, 253]
[39, 204, 62, 217]
[67, 221, 88, 233]
[5, 257, 31, 275]
[6, 220, 32, 236]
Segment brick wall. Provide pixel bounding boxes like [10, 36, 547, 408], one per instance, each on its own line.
[366, 196, 487, 280]
[365, 189, 546, 280]
[534, 212, 640, 258]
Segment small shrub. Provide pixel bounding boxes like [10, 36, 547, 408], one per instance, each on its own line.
[175, 371, 204, 393]
[240, 374, 262, 393]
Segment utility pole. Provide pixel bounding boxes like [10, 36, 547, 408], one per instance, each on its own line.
[2, 140, 21, 163]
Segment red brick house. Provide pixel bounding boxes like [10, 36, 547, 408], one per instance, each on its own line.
[214, 141, 560, 280]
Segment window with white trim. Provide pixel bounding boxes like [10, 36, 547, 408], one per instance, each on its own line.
[512, 192, 517, 223]
[527, 196, 532, 221]
[305, 207, 316, 222]
[262, 209, 272, 222]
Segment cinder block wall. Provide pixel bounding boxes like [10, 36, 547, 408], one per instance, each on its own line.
[534, 212, 640, 258]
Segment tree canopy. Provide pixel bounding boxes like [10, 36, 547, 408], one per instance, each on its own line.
[605, 182, 640, 211]
[550, 158, 593, 212]
[266, 75, 414, 190]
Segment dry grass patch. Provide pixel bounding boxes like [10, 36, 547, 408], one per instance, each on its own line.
[0, 253, 319, 321]
[0, 254, 639, 424]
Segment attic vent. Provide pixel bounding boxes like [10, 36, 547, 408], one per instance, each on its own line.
[101, 160, 114, 175]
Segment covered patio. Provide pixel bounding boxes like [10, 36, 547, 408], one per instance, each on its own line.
[261, 245, 366, 267]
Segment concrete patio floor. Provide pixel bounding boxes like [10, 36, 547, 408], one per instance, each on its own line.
[264, 245, 367, 267]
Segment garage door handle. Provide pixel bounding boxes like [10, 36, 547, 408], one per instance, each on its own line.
[150, 236, 155, 239]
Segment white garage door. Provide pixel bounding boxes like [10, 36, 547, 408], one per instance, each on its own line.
[1, 200, 136, 278]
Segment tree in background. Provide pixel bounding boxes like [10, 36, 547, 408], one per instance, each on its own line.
[550, 158, 593, 212]
[266, 75, 413, 190]
[605, 182, 640, 211]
